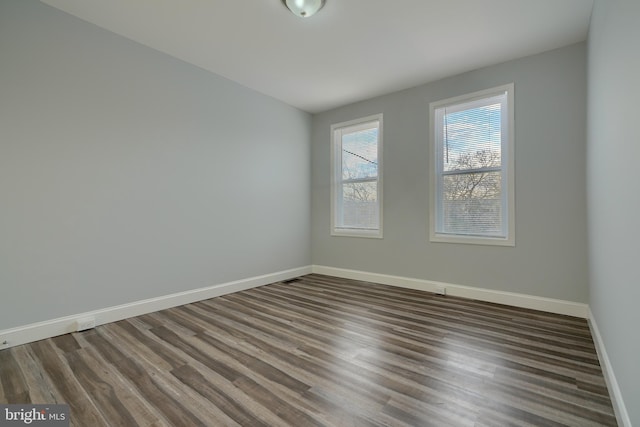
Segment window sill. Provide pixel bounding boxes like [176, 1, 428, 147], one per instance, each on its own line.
[430, 232, 514, 247]
[332, 228, 383, 239]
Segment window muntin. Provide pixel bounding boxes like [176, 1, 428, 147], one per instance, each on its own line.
[430, 85, 514, 246]
[331, 114, 383, 238]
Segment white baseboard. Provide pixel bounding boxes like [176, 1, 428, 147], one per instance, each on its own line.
[3, 264, 624, 424]
[312, 265, 589, 318]
[0, 266, 312, 350]
[588, 308, 632, 427]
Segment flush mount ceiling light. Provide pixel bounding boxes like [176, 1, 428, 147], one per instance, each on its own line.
[281, 0, 326, 18]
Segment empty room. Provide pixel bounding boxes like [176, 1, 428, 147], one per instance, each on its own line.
[0, 0, 638, 426]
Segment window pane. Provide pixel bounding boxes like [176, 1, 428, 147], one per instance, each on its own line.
[339, 182, 378, 229]
[442, 103, 501, 172]
[332, 114, 383, 237]
[442, 171, 502, 236]
[342, 127, 378, 180]
[430, 85, 513, 245]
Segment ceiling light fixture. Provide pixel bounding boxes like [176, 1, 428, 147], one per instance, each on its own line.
[281, 0, 326, 18]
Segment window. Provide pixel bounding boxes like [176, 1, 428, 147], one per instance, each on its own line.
[331, 114, 383, 238]
[429, 84, 514, 246]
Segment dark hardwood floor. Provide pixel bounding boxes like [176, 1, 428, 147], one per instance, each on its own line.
[0, 274, 616, 426]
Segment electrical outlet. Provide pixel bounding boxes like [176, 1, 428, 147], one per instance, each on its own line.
[434, 286, 446, 296]
[76, 317, 96, 332]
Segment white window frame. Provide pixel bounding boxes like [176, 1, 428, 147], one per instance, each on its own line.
[429, 84, 515, 246]
[331, 114, 383, 238]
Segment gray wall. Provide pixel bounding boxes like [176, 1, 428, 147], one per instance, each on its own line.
[312, 43, 588, 302]
[0, 0, 311, 330]
[588, 0, 640, 423]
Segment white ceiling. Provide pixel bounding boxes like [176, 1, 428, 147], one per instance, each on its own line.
[40, 0, 594, 113]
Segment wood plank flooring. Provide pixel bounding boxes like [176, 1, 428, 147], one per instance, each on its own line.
[0, 274, 616, 426]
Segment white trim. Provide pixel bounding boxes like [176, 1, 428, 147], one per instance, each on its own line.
[429, 83, 515, 247]
[330, 113, 383, 239]
[0, 266, 312, 350]
[311, 265, 588, 318]
[588, 308, 632, 427]
[429, 233, 514, 247]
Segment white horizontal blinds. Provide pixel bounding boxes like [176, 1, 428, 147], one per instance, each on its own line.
[338, 121, 379, 230]
[437, 93, 507, 237]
